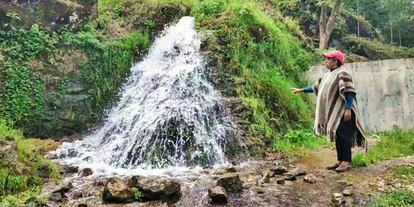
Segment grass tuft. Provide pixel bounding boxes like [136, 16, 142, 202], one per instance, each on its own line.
[352, 130, 414, 167]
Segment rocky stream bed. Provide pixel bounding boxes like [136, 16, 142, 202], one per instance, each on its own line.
[41, 140, 414, 207]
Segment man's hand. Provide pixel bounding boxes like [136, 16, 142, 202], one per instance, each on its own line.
[343, 109, 352, 122]
[291, 88, 303, 94]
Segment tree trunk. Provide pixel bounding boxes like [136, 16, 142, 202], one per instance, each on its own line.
[357, 0, 360, 37]
[399, 29, 402, 46]
[390, 22, 393, 44]
[319, 0, 343, 49]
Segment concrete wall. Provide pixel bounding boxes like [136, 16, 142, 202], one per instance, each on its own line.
[306, 58, 414, 132]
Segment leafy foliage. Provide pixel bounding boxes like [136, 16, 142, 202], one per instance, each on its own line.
[132, 187, 143, 201]
[273, 129, 330, 156]
[372, 190, 414, 207]
[0, 25, 55, 126]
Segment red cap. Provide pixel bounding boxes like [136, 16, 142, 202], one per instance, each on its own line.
[322, 50, 345, 66]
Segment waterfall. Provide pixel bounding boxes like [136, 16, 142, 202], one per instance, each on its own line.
[51, 17, 236, 173]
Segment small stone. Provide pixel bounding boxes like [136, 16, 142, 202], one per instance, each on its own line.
[258, 170, 272, 184]
[271, 166, 288, 175]
[208, 186, 228, 204]
[224, 166, 237, 173]
[332, 193, 343, 206]
[342, 189, 352, 196]
[79, 168, 93, 177]
[49, 181, 73, 201]
[285, 174, 297, 181]
[343, 197, 354, 207]
[49, 191, 63, 202]
[393, 183, 403, 188]
[251, 186, 265, 194]
[58, 164, 79, 174]
[288, 167, 307, 176]
[276, 177, 285, 185]
[303, 174, 317, 183]
[72, 189, 92, 199]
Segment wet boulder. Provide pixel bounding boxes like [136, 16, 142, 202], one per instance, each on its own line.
[102, 178, 135, 203]
[58, 164, 79, 174]
[271, 166, 288, 175]
[48, 182, 73, 202]
[208, 186, 228, 204]
[216, 173, 243, 193]
[78, 168, 93, 177]
[130, 176, 181, 203]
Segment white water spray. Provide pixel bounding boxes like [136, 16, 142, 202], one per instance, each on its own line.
[51, 17, 236, 174]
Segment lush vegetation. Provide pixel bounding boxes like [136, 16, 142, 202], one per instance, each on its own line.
[0, 3, 154, 135]
[345, 0, 414, 48]
[188, 0, 315, 154]
[132, 187, 143, 201]
[275, 0, 414, 60]
[372, 190, 414, 207]
[0, 25, 51, 127]
[352, 130, 414, 167]
[0, 119, 59, 206]
[371, 165, 414, 207]
[273, 129, 330, 156]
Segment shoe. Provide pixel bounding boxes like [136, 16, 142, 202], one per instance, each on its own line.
[326, 162, 341, 170]
[335, 165, 351, 172]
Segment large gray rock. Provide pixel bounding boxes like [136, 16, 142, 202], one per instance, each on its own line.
[102, 178, 135, 203]
[216, 173, 243, 193]
[130, 176, 181, 203]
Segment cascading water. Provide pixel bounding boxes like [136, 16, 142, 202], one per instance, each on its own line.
[51, 17, 237, 173]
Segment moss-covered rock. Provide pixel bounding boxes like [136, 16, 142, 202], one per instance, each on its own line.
[0, 120, 60, 205]
[0, 0, 96, 30]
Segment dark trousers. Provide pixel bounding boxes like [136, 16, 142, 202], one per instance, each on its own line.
[335, 110, 356, 162]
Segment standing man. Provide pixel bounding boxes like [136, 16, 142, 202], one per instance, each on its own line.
[292, 50, 366, 172]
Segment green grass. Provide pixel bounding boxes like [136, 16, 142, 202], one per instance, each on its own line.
[0, 120, 59, 205]
[352, 130, 414, 167]
[273, 129, 331, 156]
[371, 165, 414, 207]
[371, 190, 414, 207]
[390, 166, 414, 178]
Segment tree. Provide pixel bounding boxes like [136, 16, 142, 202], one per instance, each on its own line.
[319, 0, 343, 49]
[382, 0, 414, 46]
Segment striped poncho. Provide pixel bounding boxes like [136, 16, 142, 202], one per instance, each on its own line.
[313, 67, 366, 147]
